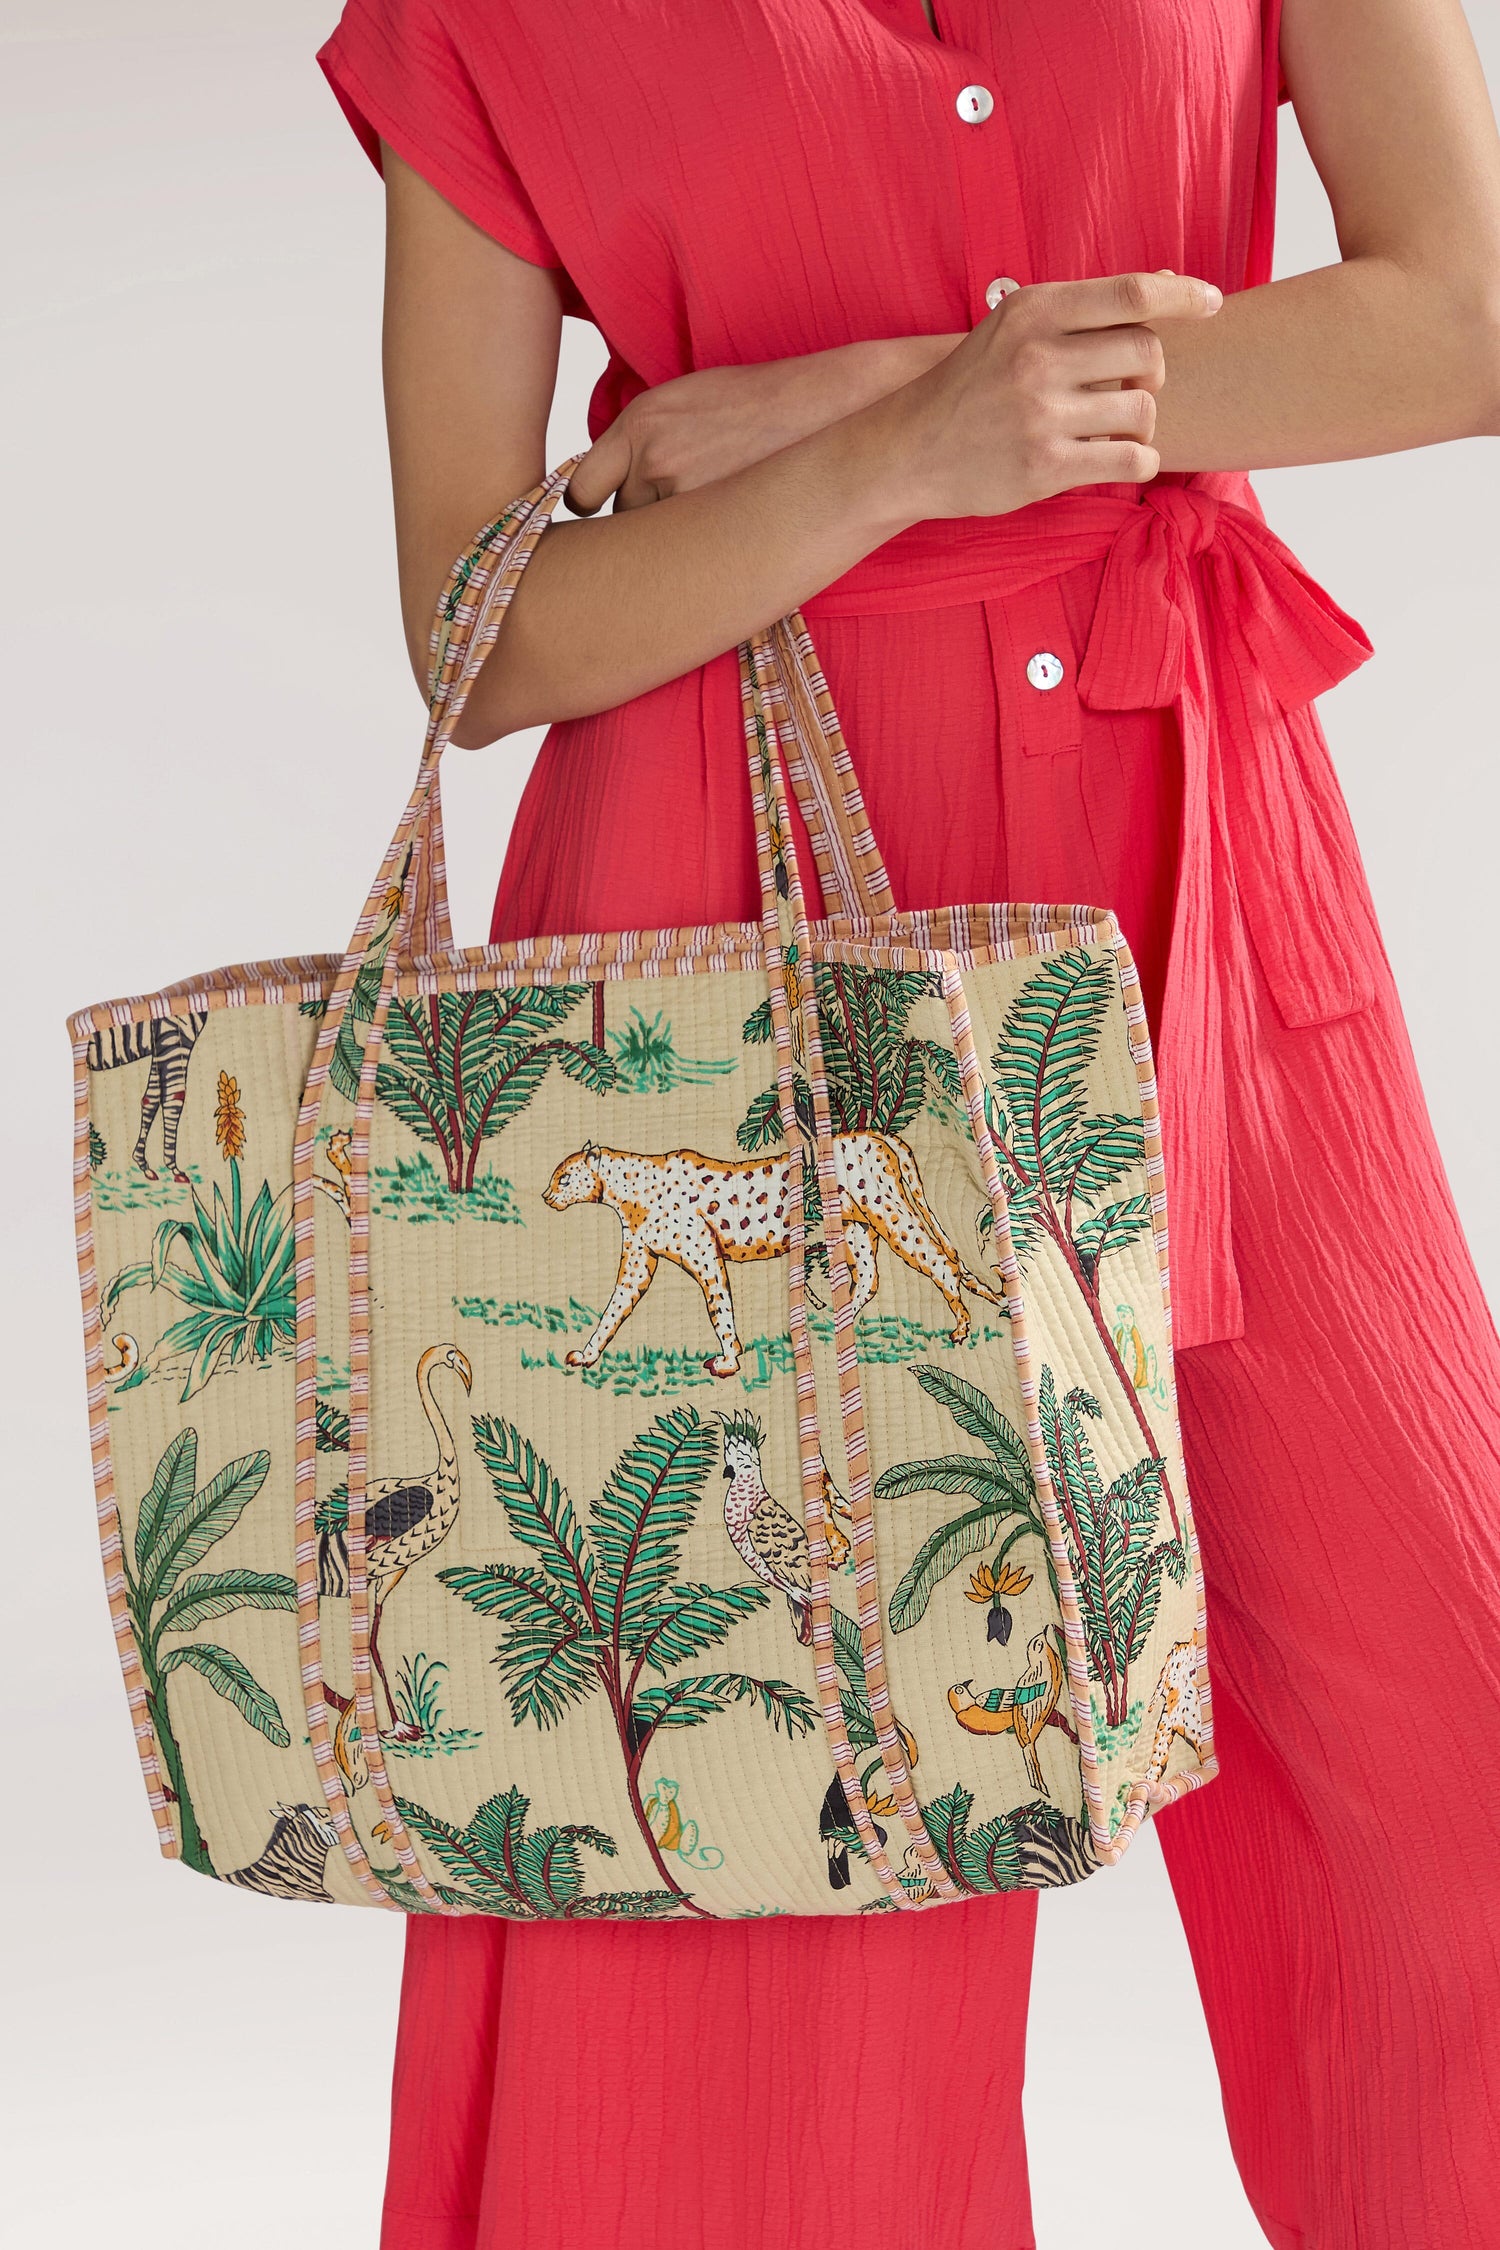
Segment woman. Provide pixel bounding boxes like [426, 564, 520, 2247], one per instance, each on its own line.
[315, 2, 1500, 2244]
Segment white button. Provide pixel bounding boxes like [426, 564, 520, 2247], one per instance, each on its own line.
[956, 84, 994, 124]
[1026, 651, 1065, 691]
[985, 275, 1020, 310]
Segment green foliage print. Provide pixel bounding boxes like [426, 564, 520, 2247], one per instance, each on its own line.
[738, 964, 964, 1153]
[377, 985, 614, 1196]
[438, 1405, 819, 1914]
[455, 1294, 1009, 1398]
[877, 1364, 1057, 1635]
[607, 1007, 739, 1095]
[392, 1784, 680, 1919]
[299, 852, 411, 1103]
[879, 1359, 1183, 1733]
[371, 1150, 523, 1227]
[122, 1429, 296, 1875]
[101, 1074, 293, 1401]
[980, 949, 1182, 1536]
[917, 1786, 1097, 1896]
[1036, 1366, 1187, 1731]
[384, 1652, 482, 1760]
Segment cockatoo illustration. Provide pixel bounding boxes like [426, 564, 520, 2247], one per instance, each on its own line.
[718, 1413, 813, 1645]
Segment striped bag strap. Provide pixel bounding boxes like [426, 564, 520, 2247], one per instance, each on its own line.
[751, 613, 898, 928]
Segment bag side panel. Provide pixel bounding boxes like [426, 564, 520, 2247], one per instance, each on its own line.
[75, 993, 366, 1902]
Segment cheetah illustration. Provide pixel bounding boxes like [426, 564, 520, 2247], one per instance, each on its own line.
[1143, 1638, 1204, 1790]
[543, 1133, 1004, 1378]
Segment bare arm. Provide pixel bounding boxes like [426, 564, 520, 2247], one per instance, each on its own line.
[1147, 0, 1500, 467]
[381, 152, 1217, 748]
[381, 0, 1500, 746]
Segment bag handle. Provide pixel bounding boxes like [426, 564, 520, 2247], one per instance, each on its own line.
[739, 636, 963, 1908]
[386, 470, 899, 964]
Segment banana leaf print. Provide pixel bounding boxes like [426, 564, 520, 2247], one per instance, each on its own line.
[1036, 1365, 1187, 1730]
[737, 964, 963, 1152]
[376, 985, 614, 1195]
[391, 1784, 679, 1918]
[877, 1364, 1057, 1633]
[982, 950, 1182, 1534]
[124, 1429, 296, 1874]
[439, 1406, 819, 1913]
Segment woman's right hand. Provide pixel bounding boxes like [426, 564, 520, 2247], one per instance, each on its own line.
[882, 268, 1223, 521]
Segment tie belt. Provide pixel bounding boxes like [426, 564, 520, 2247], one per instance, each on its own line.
[803, 472, 1375, 1350]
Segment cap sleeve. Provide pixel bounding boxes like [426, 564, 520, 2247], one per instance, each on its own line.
[317, 0, 562, 271]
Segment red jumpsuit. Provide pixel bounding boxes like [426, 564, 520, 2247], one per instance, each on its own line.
[317, 4, 1500, 2244]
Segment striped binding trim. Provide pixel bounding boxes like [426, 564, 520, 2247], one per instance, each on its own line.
[1095, 929, 1217, 1851]
[291, 462, 583, 1910]
[743, 631, 961, 1908]
[938, 966, 1111, 1839]
[71, 1035, 180, 1858]
[284, 465, 584, 1908]
[741, 663, 916, 1909]
[765, 614, 897, 922]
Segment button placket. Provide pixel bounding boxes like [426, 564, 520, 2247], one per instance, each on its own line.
[934, 42, 1035, 324]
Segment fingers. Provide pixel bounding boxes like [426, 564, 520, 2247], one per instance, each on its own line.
[1055, 377, 1159, 445]
[999, 268, 1222, 338]
[565, 421, 630, 515]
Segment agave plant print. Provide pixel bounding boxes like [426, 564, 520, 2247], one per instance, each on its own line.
[100, 1073, 294, 1401]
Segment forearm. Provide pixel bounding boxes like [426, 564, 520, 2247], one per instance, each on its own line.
[1151, 253, 1500, 472]
[451, 381, 926, 747]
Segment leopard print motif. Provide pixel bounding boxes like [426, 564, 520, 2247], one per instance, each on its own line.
[543, 1133, 1004, 1377]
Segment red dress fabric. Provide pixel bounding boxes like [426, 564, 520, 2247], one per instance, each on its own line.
[316, 6, 1500, 2246]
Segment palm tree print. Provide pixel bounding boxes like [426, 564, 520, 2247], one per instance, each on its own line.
[376, 984, 615, 1196]
[390, 1784, 680, 1918]
[981, 950, 1182, 1535]
[737, 964, 963, 1153]
[124, 1429, 296, 1874]
[438, 1406, 819, 1914]
[1036, 1366, 1186, 1732]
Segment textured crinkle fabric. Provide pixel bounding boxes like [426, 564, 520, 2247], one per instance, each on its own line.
[314, 2, 1500, 2245]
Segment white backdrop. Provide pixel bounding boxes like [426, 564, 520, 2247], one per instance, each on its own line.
[5, 5, 1497, 2244]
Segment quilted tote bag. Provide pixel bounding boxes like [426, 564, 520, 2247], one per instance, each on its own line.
[71, 462, 1216, 1919]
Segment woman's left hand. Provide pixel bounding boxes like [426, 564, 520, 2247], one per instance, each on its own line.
[566, 332, 961, 514]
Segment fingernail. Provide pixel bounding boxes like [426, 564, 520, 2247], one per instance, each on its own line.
[1204, 283, 1224, 310]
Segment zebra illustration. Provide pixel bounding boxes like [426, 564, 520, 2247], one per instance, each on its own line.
[1012, 1802, 1100, 1889]
[85, 1010, 207, 1183]
[220, 1803, 339, 1903]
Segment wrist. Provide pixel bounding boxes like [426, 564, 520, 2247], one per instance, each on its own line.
[840, 375, 942, 536]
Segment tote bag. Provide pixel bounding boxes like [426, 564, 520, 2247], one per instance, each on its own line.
[70, 463, 1216, 1919]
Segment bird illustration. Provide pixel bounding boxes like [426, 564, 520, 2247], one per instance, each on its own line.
[366, 1344, 473, 1741]
[323, 1683, 369, 1794]
[719, 1413, 813, 1645]
[312, 1129, 354, 1222]
[948, 1627, 1066, 1796]
[819, 1773, 880, 1890]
